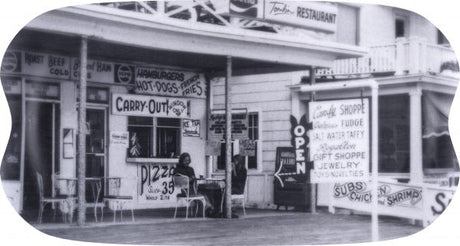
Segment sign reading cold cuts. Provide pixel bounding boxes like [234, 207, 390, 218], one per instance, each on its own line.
[309, 98, 369, 183]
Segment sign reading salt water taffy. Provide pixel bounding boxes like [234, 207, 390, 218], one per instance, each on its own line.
[309, 98, 369, 183]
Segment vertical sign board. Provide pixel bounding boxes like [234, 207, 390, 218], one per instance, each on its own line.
[138, 164, 179, 204]
[309, 98, 370, 183]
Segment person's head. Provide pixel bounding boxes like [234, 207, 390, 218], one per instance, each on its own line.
[178, 152, 191, 166]
[232, 154, 242, 166]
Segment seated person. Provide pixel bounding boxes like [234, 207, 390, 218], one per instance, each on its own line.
[174, 152, 214, 216]
[231, 154, 247, 195]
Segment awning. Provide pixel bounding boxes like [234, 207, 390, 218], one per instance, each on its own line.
[422, 91, 454, 138]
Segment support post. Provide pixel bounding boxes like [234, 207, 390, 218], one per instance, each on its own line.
[371, 83, 379, 242]
[309, 67, 317, 214]
[225, 56, 233, 219]
[409, 87, 423, 184]
[77, 36, 88, 226]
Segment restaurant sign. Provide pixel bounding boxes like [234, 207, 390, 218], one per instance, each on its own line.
[423, 185, 456, 226]
[309, 98, 369, 183]
[112, 93, 190, 118]
[135, 66, 206, 99]
[138, 164, 180, 204]
[213, 1, 337, 33]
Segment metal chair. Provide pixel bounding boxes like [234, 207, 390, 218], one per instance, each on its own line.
[231, 179, 247, 216]
[173, 174, 206, 219]
[36, 172, 76, 223]
[102, 177, 136, 222]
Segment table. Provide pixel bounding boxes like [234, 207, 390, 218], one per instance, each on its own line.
[197, 178, 225, 216]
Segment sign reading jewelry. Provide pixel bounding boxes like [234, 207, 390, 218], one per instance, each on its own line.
[309, 98, 369, 183]
[112, 93, 190, 118]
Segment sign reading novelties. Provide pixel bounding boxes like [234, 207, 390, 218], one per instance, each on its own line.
[135, 66, 206, 99]
[112, 93, 190, 118]
[309, 98, 369, 183]
[264, 1, 338, 33]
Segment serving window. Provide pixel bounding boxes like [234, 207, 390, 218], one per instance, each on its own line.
[127, 116, 181, 159]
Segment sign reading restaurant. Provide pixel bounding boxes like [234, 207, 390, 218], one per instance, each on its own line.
[214, 0, 338, 33]
[309, 98, 370, 183]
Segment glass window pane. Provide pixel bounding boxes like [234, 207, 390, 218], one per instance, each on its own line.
[156, 127, 180, 158]
[128, 124, 153, 158]
[157, 118, 181, 127]
[128, 116, 153, 126]
[379, 95, 410, 173]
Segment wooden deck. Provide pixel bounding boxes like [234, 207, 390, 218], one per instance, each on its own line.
[32, 208, 422, 245]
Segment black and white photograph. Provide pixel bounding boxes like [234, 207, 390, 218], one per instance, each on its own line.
[0, 0, 459, 246]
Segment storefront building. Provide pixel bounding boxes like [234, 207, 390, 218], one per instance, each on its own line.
[0, 1, 365, 219]
[209, 3, 458, 218]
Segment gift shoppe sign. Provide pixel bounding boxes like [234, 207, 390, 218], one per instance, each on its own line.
[112, 93, 190, 118]
[309, 98, 369, 183]
[138, 164, 179, 204]
[135, 67, 206, 98]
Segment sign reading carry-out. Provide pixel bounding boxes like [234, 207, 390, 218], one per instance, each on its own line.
[112, 93, 190, 118]
[309, 98, 369, 183]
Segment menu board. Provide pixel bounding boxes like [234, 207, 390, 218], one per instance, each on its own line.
[274, 147, 308, 188]
[208, 111, 248, 140]
[309, 98, 369, 183]
[138, 164, 179, 203]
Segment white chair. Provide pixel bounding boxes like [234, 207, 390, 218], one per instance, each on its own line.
[85, 178, 105, 222]
[173, 174, 206, 219]
[231, 179, 247, 216]
[102, 177, 136, 223]
[36, 172, 76, 223]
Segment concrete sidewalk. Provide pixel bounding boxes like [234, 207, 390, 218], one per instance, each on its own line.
[34, 208, 422, 245]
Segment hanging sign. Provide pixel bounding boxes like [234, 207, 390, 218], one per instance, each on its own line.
[309, 98, 369, 183]
[208, 109, 248, 140]
[290, 115, 311, 176]
[240, 139, 256, 156]
[112, 93, 190, 118]
[135, 66, 206, 98]
[110, 131, 129, 147]
[205, 140, 222, 156]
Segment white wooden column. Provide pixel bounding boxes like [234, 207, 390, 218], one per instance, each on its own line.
[409, 87, 423, 184]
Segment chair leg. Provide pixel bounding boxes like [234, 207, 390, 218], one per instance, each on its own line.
[202, 200, 206, 219]
[185, 201, 189, 219]
[242, 198, 246, 216]
[174, 204, 178, 218]
[38, 202, 44, 224]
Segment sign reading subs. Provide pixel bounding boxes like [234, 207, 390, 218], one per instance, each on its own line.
[309, 98, 369, 183]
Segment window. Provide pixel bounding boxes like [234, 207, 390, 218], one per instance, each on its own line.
[379, 95, 410, 173]
[216, 112, 259, 170]
[156, 118, 181, 158]
[437, 29, 450, 46]
[394, 15, 408, 38]
[127, 117, 181, 159]
[128, 117, 154, 158]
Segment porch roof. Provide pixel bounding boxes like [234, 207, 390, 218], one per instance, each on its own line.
[18, 4, 367, 76]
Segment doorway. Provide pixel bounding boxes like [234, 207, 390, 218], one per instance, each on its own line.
[85, 108, 107, 202]
[23, 101, 60, 210]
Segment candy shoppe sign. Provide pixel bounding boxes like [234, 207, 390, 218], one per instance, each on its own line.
[112, 93, 190, 118]
[138, 164, 180, 203]
[309, 98, 369, 183]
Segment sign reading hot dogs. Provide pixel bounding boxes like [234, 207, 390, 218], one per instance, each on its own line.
[135, 66, 206, 98]
[112, 93, 190, 118]
[309, 98, 369, 183]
